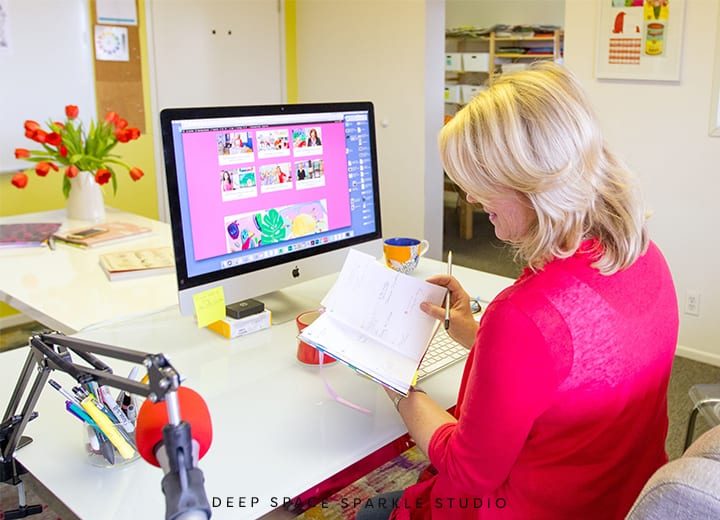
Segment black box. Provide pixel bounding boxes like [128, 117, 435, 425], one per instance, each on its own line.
[226, 298, 265, 320]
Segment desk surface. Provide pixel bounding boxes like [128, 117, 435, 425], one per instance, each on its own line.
[0, 208, 177, 333]
[1, 257, 514, 520]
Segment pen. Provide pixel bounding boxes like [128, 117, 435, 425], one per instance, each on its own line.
[97, 431, 116, 465]
[66, 401, 100, 429]
[48, 379, 81, 406]
[122, 395, 137, 423]
[444, 251, 452, 330]
[116, 366, 141, 405]
[100, 386, 134, 433]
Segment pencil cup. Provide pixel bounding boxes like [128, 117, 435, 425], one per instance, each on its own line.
[383, 237, 429, 274]
[84, 415, 139, 468]
[296, 310, 336, 365]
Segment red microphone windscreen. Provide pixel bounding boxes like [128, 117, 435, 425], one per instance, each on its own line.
[135, 386, 213, 467]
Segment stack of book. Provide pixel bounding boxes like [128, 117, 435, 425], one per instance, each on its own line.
[98, 246, 175, 281]
[0, 222, 61, 248]
[53, 221, 152, 248]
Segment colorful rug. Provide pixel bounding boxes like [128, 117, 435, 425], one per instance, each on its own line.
[296, 446, 430, 519]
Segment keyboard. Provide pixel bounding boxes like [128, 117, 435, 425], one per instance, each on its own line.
[417, 327, 469, 381]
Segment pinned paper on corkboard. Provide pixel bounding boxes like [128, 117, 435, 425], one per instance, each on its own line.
[95, 25, 129, 62]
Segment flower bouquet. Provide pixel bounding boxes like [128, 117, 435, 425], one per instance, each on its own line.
[11, 104, 144, 197]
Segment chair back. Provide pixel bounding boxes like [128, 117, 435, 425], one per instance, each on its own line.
[626, 424, 720, 519]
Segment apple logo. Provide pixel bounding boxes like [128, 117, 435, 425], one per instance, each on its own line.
[292, 266, 300, 278]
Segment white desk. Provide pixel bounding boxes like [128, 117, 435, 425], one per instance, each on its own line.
[1, 258, 514, 519]
[0, 208, 178, 333]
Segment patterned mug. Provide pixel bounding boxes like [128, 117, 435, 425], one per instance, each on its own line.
[383, 237, 430, 274]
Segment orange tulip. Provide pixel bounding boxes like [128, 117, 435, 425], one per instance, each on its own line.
[115, 129, 131, 143]
[115, 118, 128, 130]
[104, 111, 119, 124]
[127, 127, 141, 140]
[36, 162, 51, 176]
[12, 172, 29, 188]
[65, 165, 79, 178]
[24, 120, 41, 133]
[14, 148, 30, 159]
[65, 105, 79, 119]
[30, 129, 48, 144]
[45, 132, 62, 147]
[95, 169, 112, 185]
[129, 167, 144, 181]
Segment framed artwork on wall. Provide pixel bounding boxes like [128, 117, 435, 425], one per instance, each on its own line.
[595, 0, 686, 81]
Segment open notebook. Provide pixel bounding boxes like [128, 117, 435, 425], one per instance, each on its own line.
[298, 249, 446, 395]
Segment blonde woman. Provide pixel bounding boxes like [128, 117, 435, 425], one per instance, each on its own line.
[359, 62, 678, 520]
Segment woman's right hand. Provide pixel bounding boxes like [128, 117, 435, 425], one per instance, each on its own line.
[420, 274, 479, 349]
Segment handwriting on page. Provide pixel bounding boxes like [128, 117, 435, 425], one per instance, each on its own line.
[322, 249, 445, 357]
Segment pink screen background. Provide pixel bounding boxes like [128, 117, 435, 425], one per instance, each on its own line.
[181, 122, 351, 261]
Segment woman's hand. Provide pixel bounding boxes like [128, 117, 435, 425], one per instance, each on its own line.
[421, 274, 478, 349]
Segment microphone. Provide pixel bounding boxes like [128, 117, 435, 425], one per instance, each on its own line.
[135, 387, 213, 520]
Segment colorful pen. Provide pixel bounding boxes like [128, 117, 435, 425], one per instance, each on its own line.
[66, 400, 96, 426]
[100, 386, 134, 433]
[48, 379, 80, 406]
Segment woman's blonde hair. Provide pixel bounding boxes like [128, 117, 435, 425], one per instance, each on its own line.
[440, 61, 648, 274]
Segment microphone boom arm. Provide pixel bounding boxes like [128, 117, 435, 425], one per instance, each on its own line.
[1, 331, 210, 520]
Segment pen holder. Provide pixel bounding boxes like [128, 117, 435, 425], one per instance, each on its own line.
[84, 415, 139, 468]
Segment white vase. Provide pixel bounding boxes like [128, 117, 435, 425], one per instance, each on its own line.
[66, 171, 106, 222]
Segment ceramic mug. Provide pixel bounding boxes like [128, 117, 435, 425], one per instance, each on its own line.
[383, 237, 430, 274]
[296, 310, 336, 365]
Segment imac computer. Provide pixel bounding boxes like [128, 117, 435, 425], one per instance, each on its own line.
[160, 101, 383, 322]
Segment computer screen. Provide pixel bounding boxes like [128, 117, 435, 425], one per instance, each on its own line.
[160, 101, 383, 321]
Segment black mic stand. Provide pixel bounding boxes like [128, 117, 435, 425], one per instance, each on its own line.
[1, 331, 211, 520]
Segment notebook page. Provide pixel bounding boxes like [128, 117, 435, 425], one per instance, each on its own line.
[320, 249, 446, 359]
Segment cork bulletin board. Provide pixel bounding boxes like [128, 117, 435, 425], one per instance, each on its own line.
[90, 0, 145, 133]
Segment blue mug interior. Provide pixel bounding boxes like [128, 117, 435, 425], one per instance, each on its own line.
[384, 237, 420, 246]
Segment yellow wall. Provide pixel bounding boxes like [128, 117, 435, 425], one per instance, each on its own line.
[0, 0, 157, 319]
[285, 0, 297, 104]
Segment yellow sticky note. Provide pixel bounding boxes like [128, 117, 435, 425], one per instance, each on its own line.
[193, 286, 226, 328]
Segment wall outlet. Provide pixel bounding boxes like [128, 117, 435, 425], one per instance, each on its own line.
[685, 290, 700, 317]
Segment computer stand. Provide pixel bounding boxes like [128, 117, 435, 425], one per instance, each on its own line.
[256, 290, 321, 325]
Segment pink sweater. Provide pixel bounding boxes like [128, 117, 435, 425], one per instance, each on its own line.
[394, 240, 678, 519]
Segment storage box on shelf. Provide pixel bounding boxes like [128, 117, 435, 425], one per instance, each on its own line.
[445, 25, 563, 109]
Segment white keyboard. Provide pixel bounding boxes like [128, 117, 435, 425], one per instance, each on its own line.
[417, 327, 469, 381]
